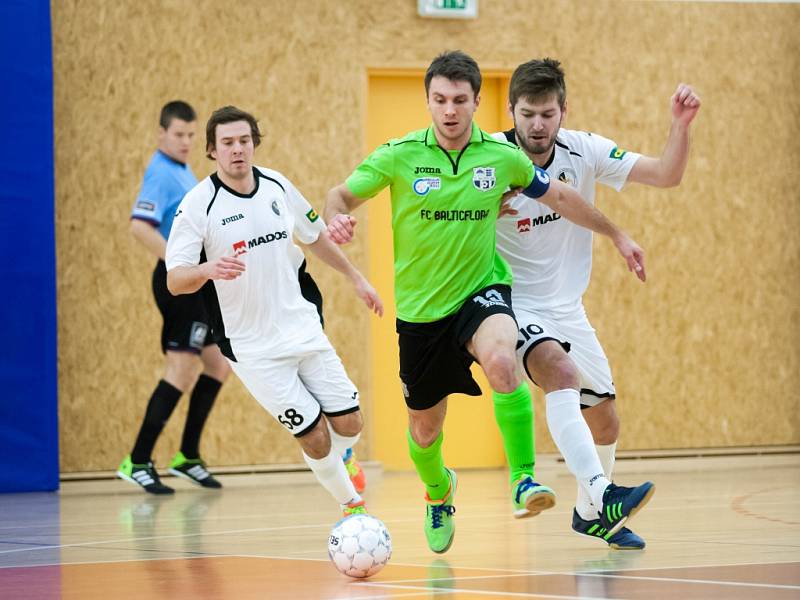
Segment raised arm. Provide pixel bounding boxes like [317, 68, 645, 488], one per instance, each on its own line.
[324, 183, 369, 245]
[536, 180, 646, 281]
[304, 230, 384, 316]
[628, 83, 701, 188]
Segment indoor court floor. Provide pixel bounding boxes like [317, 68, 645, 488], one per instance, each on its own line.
[1, 452, 798, 599]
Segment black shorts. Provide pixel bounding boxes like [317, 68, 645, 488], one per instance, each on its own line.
[397, 284, 516, 410]
[152, 260, 213, 354]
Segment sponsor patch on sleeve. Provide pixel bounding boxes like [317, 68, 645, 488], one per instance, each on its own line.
[306, 208, 319, 222]
[136, 200, 156, 212]
[609, 146, 627, 160]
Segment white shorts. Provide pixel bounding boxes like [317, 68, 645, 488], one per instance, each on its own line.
[514, 305, 615, 407]
[229, 343, 359, 437]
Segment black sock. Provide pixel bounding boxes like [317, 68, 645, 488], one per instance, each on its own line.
[131, 380, 182, 464]
[180, 374, 222, 459]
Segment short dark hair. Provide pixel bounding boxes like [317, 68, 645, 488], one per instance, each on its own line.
[205, 106, 262, 160]
[159, 100, 196, 129]
[425, 50, 482, 97]
[509, 58, 567, 109]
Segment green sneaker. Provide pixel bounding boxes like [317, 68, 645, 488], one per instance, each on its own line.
[512, 476, 556, 518]
[342, 499, 368, 517]
[116, 455, 174, 495]
[424, 468, 457, 554]
[168, 451, 222, 489]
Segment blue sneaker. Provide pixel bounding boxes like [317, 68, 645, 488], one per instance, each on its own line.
[512, 476, 556, 519]
[599, 481, 655, 537]
[571, 508, 646, 549]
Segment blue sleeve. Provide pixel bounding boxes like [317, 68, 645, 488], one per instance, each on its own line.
[522, 165, 551, 199]
[131, 167, 168, 225]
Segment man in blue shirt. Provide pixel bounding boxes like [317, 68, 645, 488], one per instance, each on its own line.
[118, 101, 230, 494]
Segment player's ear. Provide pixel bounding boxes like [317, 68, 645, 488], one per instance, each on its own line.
[507, 101, 514, 119]
[474, 93, 481, 110]
[561, 100, 568, 122]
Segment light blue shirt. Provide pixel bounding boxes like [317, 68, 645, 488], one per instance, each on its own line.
[131, 150, 198, 240]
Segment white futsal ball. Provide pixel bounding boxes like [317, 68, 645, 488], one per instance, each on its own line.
[328, 514, 392, 578]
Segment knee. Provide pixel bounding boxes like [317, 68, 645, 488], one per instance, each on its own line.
[298, 421, 331, 459]
[586, 408, 619, 445]
[482, 349, 520, 393]
[203, 355, 231, 382]
[164, 360, 198, 392]
[409, 419, 441, 449]
[330, 411, 363, 438]
[529, 353, 579, 393]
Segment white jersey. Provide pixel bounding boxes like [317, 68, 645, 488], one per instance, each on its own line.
[166, 166, 326, 361]
[493, 129, 640, 312]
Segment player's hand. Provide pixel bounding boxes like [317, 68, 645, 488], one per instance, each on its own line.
[203, 256, 246, 281]
[612, 233, 646, 282]
[498, 187, 523, 218]
[671, 83, 701, 127]
[328, 214, 358, 244]
[353, 275, 384, 317]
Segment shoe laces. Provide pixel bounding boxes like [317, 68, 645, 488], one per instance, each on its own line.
[514, 477, 536, 504]
[429, 503, 455, 529]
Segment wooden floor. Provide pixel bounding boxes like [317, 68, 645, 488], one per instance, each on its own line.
[1, 453, 798, 599]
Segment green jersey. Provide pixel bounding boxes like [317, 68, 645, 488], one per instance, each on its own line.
[346, 123, 545, 322]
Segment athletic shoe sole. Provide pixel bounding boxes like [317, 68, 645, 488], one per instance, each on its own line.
[607, 483, 656, 537]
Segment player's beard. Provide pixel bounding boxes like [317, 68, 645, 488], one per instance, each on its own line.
[513, 117, 562, 159]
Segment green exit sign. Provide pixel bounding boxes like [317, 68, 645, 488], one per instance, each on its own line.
[418, 0, 478, 19]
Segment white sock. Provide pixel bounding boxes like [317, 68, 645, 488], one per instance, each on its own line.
[576, 441, 618, 520]
[545, 389, 610, 508]
[302, 449, 361, 505]
[328, 425, 360, 458]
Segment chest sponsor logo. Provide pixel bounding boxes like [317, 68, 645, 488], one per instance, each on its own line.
[306, 208, 319, 222]
[221, 213, 245, 226]
[412, 177, 441, 196]
[609, 146, 627, 160]
[272, 200, 281, 216]
[557, 167, 578, 187]
[136, 200, 155, 212]
[519, 213, 562, 233]
[473, 167, 496, 191]
[414, 166, 441, 175]
[232, 230, 287, 256]
[232, 240, 247, 257]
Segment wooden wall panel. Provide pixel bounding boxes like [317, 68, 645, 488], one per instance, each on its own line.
[52, 0, 799, 471]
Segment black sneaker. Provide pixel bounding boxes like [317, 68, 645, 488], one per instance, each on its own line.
[117, 456, 174, 495]
[168, 452, 222, 489]
[599, 481, 655, 537]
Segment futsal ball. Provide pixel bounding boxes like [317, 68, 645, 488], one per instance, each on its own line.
[328, 514, 392, 578]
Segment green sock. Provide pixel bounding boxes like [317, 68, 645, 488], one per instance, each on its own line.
[407, 429, 449, 501]
[493, 382, 535, 486]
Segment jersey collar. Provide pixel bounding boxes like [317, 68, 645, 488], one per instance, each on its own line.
[424, 122, 483, 148]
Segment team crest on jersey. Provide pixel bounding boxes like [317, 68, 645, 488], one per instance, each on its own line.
[609, 146, 627, 160]
[412, 177, 441, 196]
[557, 167, 578, 188]
[517, 217, 532, 233]
[306, 208, 319, 222]
[472, 167, 496, 191]
[272, 200, 280, 215]
[232, 240, 247, 257]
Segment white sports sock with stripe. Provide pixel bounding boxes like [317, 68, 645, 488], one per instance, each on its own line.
[545, 389, 610, 508]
